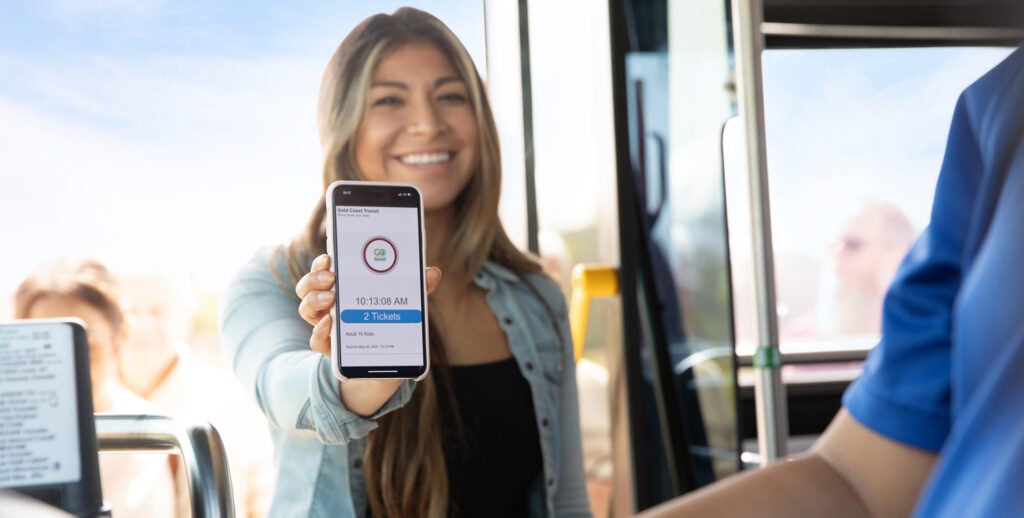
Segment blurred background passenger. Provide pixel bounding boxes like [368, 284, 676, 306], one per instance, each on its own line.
[13, 258, 177, 518]
[118, 273, 276, 518]
[783, 202, 916, 338]
[820, 202, 916, 335]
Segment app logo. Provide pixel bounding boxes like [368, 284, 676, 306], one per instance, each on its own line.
[363, 237, 398, 273]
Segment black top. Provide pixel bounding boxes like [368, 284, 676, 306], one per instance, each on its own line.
[441, 357, 543, 517]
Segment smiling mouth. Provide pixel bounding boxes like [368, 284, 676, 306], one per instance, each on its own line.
[398, 152, 453, 166]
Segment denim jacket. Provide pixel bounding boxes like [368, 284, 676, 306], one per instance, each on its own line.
[219, 247, 592, 517]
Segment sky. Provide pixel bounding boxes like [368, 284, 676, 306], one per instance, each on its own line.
[0, 1, 1017, 322]
[0, 0, 486, 306]
[758, 46, 1013, 254]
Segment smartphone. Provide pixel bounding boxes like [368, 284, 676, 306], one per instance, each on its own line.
[326, 180, 429, 380]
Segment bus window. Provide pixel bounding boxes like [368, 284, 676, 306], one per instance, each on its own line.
[726, 46, 1014, 358]
[722, 45, 1015, 454]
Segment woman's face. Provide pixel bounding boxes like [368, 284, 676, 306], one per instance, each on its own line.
[354, 42, 479, 212]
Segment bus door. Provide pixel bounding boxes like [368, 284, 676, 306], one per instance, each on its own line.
[608, 0, 741, 510]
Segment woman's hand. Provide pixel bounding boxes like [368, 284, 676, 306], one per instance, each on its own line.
[296, 254, 442, 416]
[295, 254, 337, 356]
[295, 253, 443, 357]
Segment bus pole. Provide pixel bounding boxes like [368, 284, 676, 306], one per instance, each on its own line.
[730, 0, 789, 465]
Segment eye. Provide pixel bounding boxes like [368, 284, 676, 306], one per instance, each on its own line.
[371, 95, 403, 107]
[437, 91, 468, 104]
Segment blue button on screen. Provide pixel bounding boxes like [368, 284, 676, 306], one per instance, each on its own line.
[340, 309, 422, 324]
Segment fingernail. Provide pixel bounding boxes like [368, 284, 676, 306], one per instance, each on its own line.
[316, 292, 334, 302]
[315, 271, 333, 282]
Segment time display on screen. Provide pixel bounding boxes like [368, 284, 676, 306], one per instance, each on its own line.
[353, 296, 410, 307]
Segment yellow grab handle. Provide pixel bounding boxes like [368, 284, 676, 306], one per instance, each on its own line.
[569, 264, 619, 361]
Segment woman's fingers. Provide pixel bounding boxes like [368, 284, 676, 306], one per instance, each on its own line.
[310, 313, 332, 356]
[425, 266, 442, 295]
[295, 254, 333, 298]
[298, 289, 334, 326]
[295, 254, 335, 326]
[312, 253, 330, 271]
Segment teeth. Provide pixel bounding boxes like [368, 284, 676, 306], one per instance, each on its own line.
[400, 152, 452, 165]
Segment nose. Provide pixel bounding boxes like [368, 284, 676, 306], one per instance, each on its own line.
[406, 96, 446, 137]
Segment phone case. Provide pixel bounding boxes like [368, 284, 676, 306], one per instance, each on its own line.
[325, 180, 430, 382]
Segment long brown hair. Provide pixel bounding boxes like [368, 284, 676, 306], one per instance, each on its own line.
[279, 7, 540, 516]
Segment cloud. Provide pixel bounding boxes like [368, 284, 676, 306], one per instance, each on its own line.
[36, 0, 167, 26]
[0, 52, 327, 295]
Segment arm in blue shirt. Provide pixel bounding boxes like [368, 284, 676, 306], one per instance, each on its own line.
[842, 89, 983, 451]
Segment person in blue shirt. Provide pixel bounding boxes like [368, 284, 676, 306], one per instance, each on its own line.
[640, 43, 1024, 517]
[219, 7, 591, 518]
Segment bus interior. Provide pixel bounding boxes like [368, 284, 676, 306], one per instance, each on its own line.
[2, 0, 1023, 516]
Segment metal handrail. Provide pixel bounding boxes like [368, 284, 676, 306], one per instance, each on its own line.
[94, 414, 235, 518]
[762, 22, 1024, 43]
[731, 0, 790, 465]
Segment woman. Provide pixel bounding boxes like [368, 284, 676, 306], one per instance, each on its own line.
[219, 8, 591, 517]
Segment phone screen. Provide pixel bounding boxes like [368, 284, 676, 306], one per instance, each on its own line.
[329, 182, 427, 379]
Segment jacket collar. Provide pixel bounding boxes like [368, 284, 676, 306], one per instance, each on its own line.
[474, 260, 519, 289]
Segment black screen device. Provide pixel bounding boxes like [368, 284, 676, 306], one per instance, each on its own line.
[0, 319, 108, 517]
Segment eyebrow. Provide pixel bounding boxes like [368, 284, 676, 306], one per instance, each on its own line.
[370, 76, 465, 89]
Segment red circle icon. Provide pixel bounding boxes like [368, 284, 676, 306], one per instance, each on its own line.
[363, 237, 398, 273]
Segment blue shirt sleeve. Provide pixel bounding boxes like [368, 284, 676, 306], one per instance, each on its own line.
[843, 90, 984, 452]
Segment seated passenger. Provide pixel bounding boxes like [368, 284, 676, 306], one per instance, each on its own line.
[13, 258, 178, 518]
[219, 7, 591, 518]
[118, 273, 275, 518]
[783, 201, 917, 338]
[818, 201, 916, 336]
